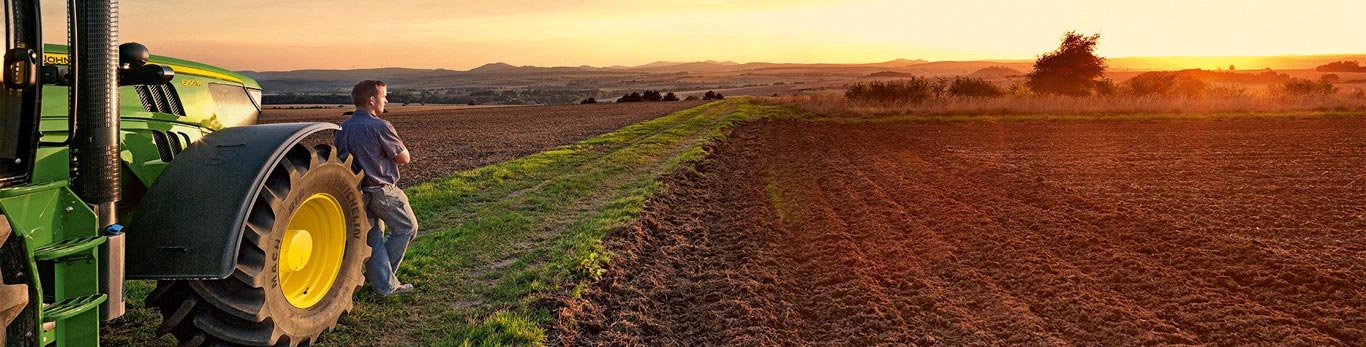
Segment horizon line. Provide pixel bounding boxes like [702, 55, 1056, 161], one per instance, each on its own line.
[237, 52, 1366, 73]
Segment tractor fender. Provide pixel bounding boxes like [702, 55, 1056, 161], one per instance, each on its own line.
[125, 122, 340, 280]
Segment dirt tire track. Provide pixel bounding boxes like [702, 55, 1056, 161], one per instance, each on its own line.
[555, 124, 795, 345]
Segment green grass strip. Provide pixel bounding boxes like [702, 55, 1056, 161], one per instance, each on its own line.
[100, 98, 793, 346]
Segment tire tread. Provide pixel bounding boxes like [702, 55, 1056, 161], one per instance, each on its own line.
[149, 144, 368, 347]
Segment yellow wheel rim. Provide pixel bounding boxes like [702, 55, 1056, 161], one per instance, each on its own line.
[279, 193, 347, 308]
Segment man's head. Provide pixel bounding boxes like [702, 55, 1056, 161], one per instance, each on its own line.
[351, 80, 388, 115]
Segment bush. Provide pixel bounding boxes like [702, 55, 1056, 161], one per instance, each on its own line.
[930, 77, 949, 98]
[1271, 78, 1337, 97]
[580, 98, 597, 104]
[1123, 71, 1208, 97]
[1007, 83, 1033, 97]
[948, 77, 1006, 97]
[1094, 79, 1118, 96]
[619, 90, 678, 102]
[1204, 84, 1249, 98]
[845, 77, 938, 103]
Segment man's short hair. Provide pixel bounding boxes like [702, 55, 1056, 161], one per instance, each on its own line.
[351, 80, 387, 108]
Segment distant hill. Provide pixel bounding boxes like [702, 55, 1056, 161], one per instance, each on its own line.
[862, 71, 919, 78]
[632, 61, 688, 69]
[467, 62, 615, 74]
[240, 67, 459, 82]
[629, 61, 754, 73]
[968, 66, 1025, 78]
[240, 54, 1366, 97]
[630, 60, 741, 69]
[242, 58, 943, 85]
[885, 58, 929, 66]
[900, 61, 1034, 76]
[625, 59, 930, 73]
[467, 62, 520, 73]
[858, 65, 1025, 80]
[1107, 54, 1366, 71]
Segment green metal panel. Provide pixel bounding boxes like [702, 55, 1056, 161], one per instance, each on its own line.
[115, 119, 207, 186]
[32, 119, 206, 188]
[30, 146, 68, 184]
[42, 44, 259, 88]
[34, 44, 252, 194]
[0, 181, 95, 247]
[39, 43, 261, 134]
[0, 180, 101, 346]
[38, 72, 252, 132]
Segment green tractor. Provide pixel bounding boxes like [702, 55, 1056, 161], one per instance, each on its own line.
[3, 1, 370, 346]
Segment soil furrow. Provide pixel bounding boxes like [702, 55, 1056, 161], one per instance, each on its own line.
[559, 116, 1366, 346]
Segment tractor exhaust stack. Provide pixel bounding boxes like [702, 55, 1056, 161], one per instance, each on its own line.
[67, 0, 125, 320]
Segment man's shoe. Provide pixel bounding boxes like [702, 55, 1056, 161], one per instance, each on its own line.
[380, 283, 414, 296]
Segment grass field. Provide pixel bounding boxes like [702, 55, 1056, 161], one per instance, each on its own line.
[103, 99, 786, 346]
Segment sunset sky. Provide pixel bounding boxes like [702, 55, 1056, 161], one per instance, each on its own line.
[39, 0, 1366, 71]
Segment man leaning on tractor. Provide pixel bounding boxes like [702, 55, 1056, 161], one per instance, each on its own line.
[335, 80, 419, 296]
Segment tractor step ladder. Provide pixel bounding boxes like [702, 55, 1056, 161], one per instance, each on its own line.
[33, 236, 105, 261]
[34, 235, 106, 346]
[41, 294, 106, 323]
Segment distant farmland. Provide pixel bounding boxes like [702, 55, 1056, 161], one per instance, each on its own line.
[261, 101, 707, 186]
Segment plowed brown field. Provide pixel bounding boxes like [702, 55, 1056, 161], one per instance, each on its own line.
[262, 101, 705, 186]
[561, 117, 1366, 346]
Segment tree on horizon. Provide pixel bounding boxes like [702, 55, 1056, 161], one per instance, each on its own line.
[620, 92, 644, 102]
[1026, 31, 1108, 96]
[643, 90, 663, 102]
[1315, 60, 1366, 73]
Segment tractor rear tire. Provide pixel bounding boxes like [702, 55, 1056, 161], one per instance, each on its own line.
[147, 144, 369, 347]
[1, 216, 33, 347]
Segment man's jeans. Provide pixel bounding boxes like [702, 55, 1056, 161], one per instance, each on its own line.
[361, 185, 419, 294]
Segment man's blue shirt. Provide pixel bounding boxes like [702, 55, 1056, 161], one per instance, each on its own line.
[335, 109, 406, 186]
